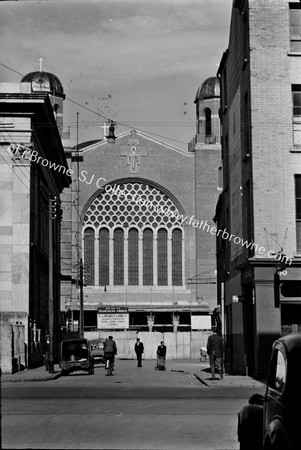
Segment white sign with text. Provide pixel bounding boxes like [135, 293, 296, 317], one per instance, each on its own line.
[97, 313, 129, 329]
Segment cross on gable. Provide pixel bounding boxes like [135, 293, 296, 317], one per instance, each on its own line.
[120, 130, 147, 173]
[101, 122, 109, 140]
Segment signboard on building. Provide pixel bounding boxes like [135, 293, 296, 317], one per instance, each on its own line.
[191, 315, 211, 330]
[97, 307, 129, 329]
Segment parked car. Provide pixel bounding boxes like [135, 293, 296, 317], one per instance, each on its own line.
[60, 338, 94, 375]
[237, 333, 301, 450]
[91, 339, 105, 364]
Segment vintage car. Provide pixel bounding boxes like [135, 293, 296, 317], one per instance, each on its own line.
[237, 333, 301, 450]
[91, 338, 105, 364]
[60, 338, 94, 375]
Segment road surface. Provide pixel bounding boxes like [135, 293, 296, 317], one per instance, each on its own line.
[1, 360, 261, 449]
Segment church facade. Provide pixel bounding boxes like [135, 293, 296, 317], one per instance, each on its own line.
[61, 77, 222, 356]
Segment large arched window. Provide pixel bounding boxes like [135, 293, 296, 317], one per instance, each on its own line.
[82, 182, 185, 288]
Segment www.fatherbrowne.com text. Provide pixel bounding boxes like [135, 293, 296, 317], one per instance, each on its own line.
[13, 144, 291, 268]
[107, 184, 291, 267]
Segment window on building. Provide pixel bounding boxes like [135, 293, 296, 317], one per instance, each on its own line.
[157, 229, 168, 285]
[143, 228, 153, 285]
[172, 229, 182, 285]
[114, 228, 124, 285]
[84, 228, 95, 285]
[82, 182, 185, 287]
[53, 104, 60, 120]
[204, 108, 212, 137]
[290, 4, 301, 52]
[128, 228, 139, 285]
[295, 175, 301, 253]
[99, 228, 109, 286]
[293, 85, 301, 148]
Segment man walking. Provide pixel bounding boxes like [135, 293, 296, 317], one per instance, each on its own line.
[103, 335, 117, 372]
[206, 328, 224, 380]
[134, 337, 144, 367]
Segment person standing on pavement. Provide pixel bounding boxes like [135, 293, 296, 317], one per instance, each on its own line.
[156, 341, 167, 370]
[157, 341, 166, 358]
[206, 328, 224, 380]
[134, 337, 144, 367]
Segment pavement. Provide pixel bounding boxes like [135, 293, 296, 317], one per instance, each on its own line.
[1, 358, 265, 389]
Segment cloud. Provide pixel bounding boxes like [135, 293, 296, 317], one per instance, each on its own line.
[0, 0, 230, 81]
[0, 0, 231, 149]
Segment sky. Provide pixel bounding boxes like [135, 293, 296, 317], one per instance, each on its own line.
[0, 0, 232, 150]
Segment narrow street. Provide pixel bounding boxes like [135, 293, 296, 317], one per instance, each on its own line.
[1, 360, 262, 450]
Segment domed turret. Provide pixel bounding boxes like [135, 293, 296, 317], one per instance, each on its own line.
[194, 77, 220, 103]
[21, 60, 65, 135]
[21, 71, 65, 98]
[194, 76, 220, 145]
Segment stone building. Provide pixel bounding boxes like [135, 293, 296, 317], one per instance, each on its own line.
[216, 0, 301, 377]
[61, 76, 222, 358]
[0, 71, 70, 372]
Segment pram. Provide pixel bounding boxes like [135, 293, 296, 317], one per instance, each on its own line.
[200, 347, 209, 362]
[155, 355, 166, 371]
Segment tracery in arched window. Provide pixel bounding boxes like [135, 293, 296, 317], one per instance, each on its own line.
[83, 182, 185, 287]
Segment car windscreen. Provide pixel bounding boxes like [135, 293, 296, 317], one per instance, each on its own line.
[62, 341, 89, 361]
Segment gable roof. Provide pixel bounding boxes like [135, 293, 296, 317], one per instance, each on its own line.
[76, 129, 192, 157]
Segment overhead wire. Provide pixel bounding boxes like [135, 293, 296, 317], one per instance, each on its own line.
[0, 124, 32, 181]
[0, 125, 76, 262]
[0, 61, 193, 146]
[0, 132, 31, 191]
[0, 132, 76, 264]
[1, 60, 198, 272]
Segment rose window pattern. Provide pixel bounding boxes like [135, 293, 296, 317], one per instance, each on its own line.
[84, 182, 184, 228]
[83, 182, 184, 287]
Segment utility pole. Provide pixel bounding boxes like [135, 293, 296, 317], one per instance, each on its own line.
[79, 258, 84, 337]
[48, 195, 57, 374]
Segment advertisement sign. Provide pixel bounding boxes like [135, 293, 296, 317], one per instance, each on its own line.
[97, 312, 129, 330]
[191, 315, 211, 330]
